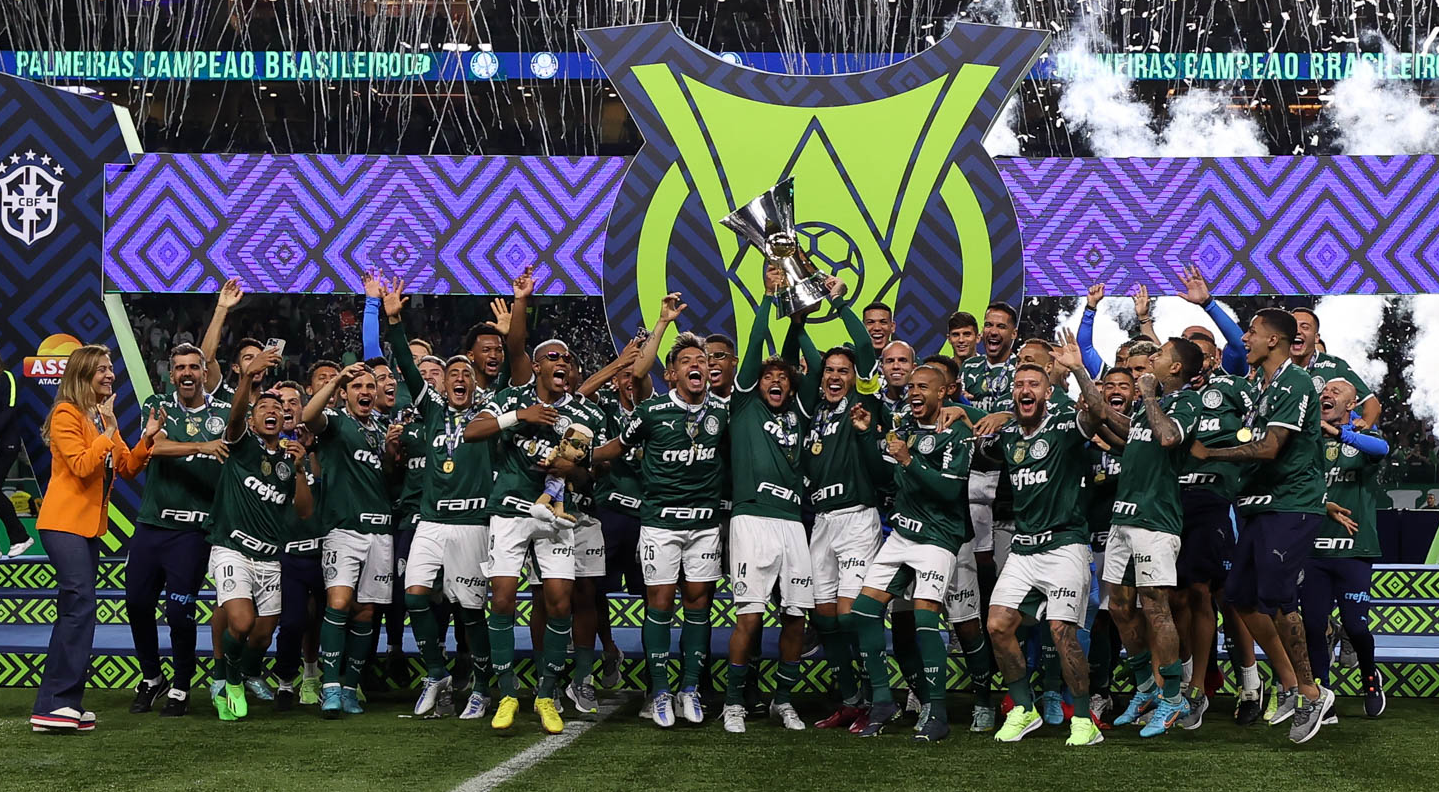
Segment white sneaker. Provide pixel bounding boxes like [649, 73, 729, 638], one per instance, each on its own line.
[413, 675, 452, 717]
[772, 703, 805, 731]
[722, 703, 747, 733]
[651, 692, 676, 728]
[904, 689, 923, 715]
[30, 706, 82, 731]
[5, 537, 34, 558]
[677, 687, 705, 724]
[458, 692, 491, 720]
[639, 695, 655, 720]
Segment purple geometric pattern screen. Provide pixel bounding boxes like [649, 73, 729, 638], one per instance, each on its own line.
[105, 154, 1439, 295]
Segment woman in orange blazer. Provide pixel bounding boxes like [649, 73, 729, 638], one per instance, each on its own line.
[30, 345, 163, 732]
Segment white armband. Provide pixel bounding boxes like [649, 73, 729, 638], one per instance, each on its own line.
[498, 411, 519, 430]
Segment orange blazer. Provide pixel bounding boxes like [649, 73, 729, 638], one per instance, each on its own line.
[36, 403, 152, 538]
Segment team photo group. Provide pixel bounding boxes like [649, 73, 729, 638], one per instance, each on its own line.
[28, 253, 1386, 749]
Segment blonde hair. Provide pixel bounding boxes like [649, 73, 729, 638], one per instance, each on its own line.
[41, 345, 112, 443]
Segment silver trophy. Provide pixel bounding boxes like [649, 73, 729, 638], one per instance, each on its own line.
[720, 177, 829, 317]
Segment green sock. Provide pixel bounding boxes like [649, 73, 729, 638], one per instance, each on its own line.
[240, 641, 264, 680]
[341, 620, 374, 688]
[537, 615, 571, 699]
[1007, 677, 1034, 709]
[222, 630, 245, 685]
[1040, 632, 1062, 693]
[725, 663, 748, 706]
[1075, 690, 1091, 719]
[891, 612, 924, 699]
[487, 612, 517, 698]
[814, 614, 859, 704]
[460, 607, 491, 691]
[574, 644, 596, 686]
[960, 632, 992, 706]
[852, 595, 892, 705]
[839, 613, 870, 703]
[1128, 650, 1155, 693]
[1159, 659, 1183, 701]
[774, 661, 801, 705]
[679, 608, 709, 689]
[319, 606, 349, 686]
[643, 607, 673, 694]
[914, 610, 947, 722]
[405, 593, 446, 679]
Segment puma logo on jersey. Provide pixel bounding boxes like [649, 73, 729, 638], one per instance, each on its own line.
[812, 482, 845, 503]
[757, 482, 800, 503]
[1010, 468, 1049, 489]
[661, 446, 717, 464]
[1112, 501, 1138, 516]
[436, 497, 486, 511]
[243, 476, 288, 505]
[159, 509, 208, 523]
[1314, 536, 1355, 550]
[353, 449, 382, 468]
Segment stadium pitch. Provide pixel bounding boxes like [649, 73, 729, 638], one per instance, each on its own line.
[4, 690, 1437, 792]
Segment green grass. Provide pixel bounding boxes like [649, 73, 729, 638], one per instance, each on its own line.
[5, 689, 1439, 792]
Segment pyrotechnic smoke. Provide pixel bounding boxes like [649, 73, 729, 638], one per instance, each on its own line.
[1327, 36, 1439, 155]
[1054, 296, 1130, 368]
[952, 0, 1024, 157]
[1314, 296, 1390, 392]
[1404, 296, 1439, 440]
[1152, 296, 1240, 348]
[1159, 90, 1268, 156]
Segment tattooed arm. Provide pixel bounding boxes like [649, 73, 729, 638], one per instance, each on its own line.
[1193, 426, 1289, 462]
[1136, 374, 1185, 448]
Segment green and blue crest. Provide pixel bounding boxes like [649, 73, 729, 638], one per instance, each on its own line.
[580, 22, 1048, 353]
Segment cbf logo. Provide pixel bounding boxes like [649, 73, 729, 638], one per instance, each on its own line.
[0, 150, 64, 246]
[580, 22, 1045, 353]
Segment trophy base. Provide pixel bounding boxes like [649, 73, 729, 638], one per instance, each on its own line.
[775, 273, 830, 317]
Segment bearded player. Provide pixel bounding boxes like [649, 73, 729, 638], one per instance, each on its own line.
[981, 358, 1103, 748]
[850, 365, 972, 742]
[303, 359, 395, 718]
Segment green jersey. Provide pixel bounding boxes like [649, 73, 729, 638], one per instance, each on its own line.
[1238, 360, 1327, 517]
[280, 457, 326, 556]
[729, 387, 807, 521]
[993, 406, 1090, 555]
[593, 393, 644, 516]
[1082, 444, 1122, 551]
[960, 355, 1016, 414]
[620, 391, 730, 529]
[1112, 389, 1202, 535]
[484, 385, 607, 519]
[1180, 373, 1257, 502]
[886, 414, 972, 553]
[313, 407, 393, 534]
[1301, 351, 1374, 407]
[205, 432, 298, 561]
[414, 387, 496, 525]
[393, 417, 427, 517]
[1315, 429, 1386, 559]
[804, 393, 886, 512]
[136, 393, 231, 531]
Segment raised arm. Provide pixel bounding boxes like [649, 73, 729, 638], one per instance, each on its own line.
[506, 268, 534, 386]
[737, 292, 776, 392]
[1132, 285, 1159, 344]
[202, 278, 243, 393]
[1178, 264, 1248, 376]
[1077, 285, 1106, 377]
[227, 348, 279, 442]
[361, 271, 384, 361]
[827, 277, 876, 377]
[579, 338, 641, 399]
[303, 361, 363, 434]
[631, 292, 685, 388]
[380, 280, 423, 399]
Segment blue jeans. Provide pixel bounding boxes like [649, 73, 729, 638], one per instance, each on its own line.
[33, 530, 100, 715]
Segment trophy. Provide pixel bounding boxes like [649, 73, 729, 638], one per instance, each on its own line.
[720, 177, 829, 317]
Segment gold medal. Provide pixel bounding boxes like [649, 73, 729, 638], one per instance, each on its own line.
[442, 459, 455, 473]
[811, 441, 823, 455]
[1236, 427, 1254, 442]
[1094, 471, 1106, 483]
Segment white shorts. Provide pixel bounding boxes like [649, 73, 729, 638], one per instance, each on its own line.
[573, 514, 607, 579]
[968, 470, 1000, 553]
[861, 532, 955, 605]
[810, 505, 882, 603]
[1102, 525, 1181, 588]
[323, 529, 395, 604]
[405, 520, 489, 609]
[993, 521, 1016, 573]
[729, 515, 815, 616]
[992, 543, 1093, 625]
[211, 546, 282, 617]
[945, 540, 981, 624]
[489, 515, 575, 581]
[639, 524, 722, 586]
